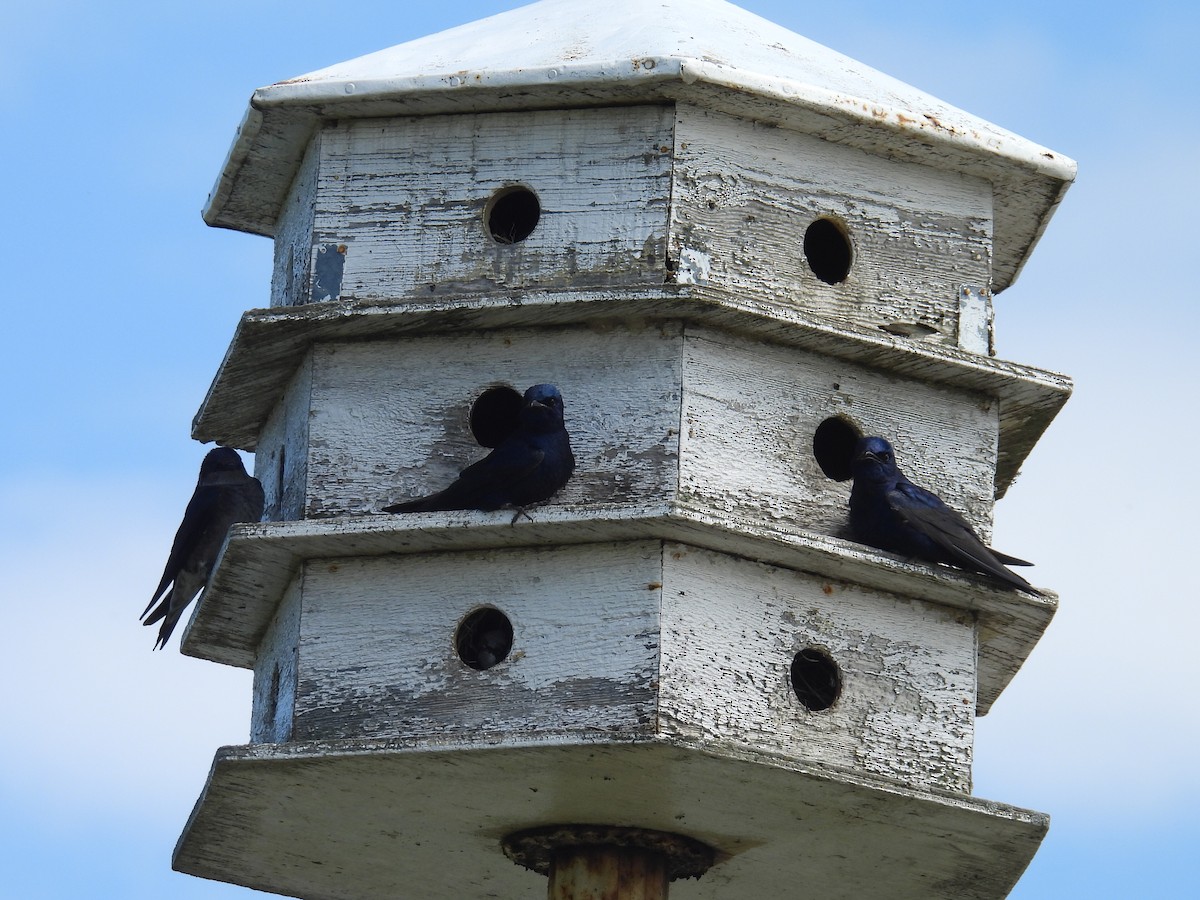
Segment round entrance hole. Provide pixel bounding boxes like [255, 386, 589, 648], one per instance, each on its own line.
[486, 185, 541, 244]
[470, 384, 524, 448]
[456, 607, 514, 671]
[790, 647, 841, 711]
[803, 218, 853, 285]
[812, 416, 861, 482]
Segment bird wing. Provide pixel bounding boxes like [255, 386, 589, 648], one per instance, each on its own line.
[143, 479, 261, 620]
[990, 549, 1034, 567]
[143, 487, 220, 618]
[141, 565, 206, 628]
[887, 482, 1035, 591]
[239, 478, 266, 523]
[459, 440, 546, 486]
[386, 442, 546, 513]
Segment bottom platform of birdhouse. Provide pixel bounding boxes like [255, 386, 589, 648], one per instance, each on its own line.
[174, 738, 1046, 900]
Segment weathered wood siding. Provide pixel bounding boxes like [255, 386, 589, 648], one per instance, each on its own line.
[256, 538, 975, 792]
[253, 353, 312, 523]
[679, 324, 1000, 539]
[670, 104, 994, 350]
[249, 320, 998, 541]
[266, 102, 999, 350]
[299, 324, 683, 518]
[250, 574, 301, 744]
[289, 542, 664, 742]
[270, 137, 320, 307]
[659, 544, 975, 793]
[176, 742, 1046, 900]
[300, 105, 673, 301]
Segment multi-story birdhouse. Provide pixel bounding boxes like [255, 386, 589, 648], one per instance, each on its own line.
[174, 0, 1073, 897]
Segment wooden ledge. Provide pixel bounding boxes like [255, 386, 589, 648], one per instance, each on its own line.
[180, 503, 1055, 715]
[175, 737, 1047, 900]
[192, 286, 1070, 496]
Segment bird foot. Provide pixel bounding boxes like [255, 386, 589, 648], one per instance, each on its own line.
[509, 505, 539, 525]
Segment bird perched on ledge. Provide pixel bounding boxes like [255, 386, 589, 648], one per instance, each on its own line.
[384, 383, 575, 520]
[142, 447, 265, 649]
[848, 435, 1040, 594]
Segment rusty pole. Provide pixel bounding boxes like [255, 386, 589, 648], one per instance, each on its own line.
[504, 825, 715, 900]
[549, 844, 669, 900]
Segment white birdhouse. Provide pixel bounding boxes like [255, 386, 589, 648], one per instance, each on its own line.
[175, 1, 1073, 897]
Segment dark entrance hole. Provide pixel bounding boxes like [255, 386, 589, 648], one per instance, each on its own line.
[470, 384, 524, 448]
[487, 186, 541, 244]
[456, 607, 514, 671]
[790, 647, 841, 712]
[803, 218, 853, 285]
[812, 416, 861, 482]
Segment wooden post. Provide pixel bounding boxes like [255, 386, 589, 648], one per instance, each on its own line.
[504, 825, 714, 900]
[549, 845, 668, 900]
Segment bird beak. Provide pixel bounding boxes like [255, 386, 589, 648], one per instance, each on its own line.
[856, 450, 882, 464]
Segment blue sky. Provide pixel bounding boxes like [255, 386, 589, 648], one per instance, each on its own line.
[2, 1, 1196, 897]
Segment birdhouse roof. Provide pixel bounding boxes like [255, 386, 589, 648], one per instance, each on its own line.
[205, 0, 1075, 291]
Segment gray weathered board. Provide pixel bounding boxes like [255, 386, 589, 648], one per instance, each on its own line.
[173, 739, 1047, 900]
[206, 0, 1076, 306]
[271, 103, 996, 352]
[184, 511, 1054, 720]
[250, 541, 974, 793]
[191, 290, 1070, 498]
[251, 323, 997, 540]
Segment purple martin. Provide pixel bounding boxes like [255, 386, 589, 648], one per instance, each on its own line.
[142, 447, 265, 649]
[384, 383, 574, 519]
[849, 436, 1040, 594]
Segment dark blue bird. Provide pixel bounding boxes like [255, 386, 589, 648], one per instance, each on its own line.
[848, 436, 1039, 594]
[384, 383, 575, 519]
[142, 447, 265, 649]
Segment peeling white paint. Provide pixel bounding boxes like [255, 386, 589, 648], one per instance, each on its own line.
[676, 247, 712, 285]
[246, 539, 977, 793]
[958, 284, 996, 355]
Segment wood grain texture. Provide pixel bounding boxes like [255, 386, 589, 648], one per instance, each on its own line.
[191, 288, 1069, 497]
[670, 104, 993, 350]
[680, 323, 998, 538]
[659, 544, 974, 792]
[238, 537, 975, 792]
[253, 353, 312, 523]
[310, 106, 672, 300]
[301, 324, 683, 518]
[205, 54, 1072, 300]
[188, 31, 1071, 896]
[270, 135, 320, 308]
[250, 574, 301, 744]
[252, 319, 995, 537]
[291, 542, 664, 743]
[183, 509, 1052, 716]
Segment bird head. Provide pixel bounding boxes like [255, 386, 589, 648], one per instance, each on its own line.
[851, 436, 899, 483]
[521, 383, 566, 429]
[199, 447, 249, 483]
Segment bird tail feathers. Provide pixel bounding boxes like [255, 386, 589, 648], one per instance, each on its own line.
[141, 583, 169, 619]
[383, 493, 447, 514]
[141, 591, 171, 626]
[152, 615, 178, 651]
[991, 550, 1034, 567]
